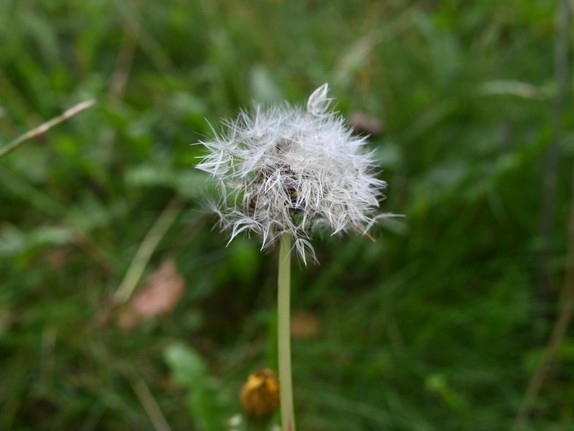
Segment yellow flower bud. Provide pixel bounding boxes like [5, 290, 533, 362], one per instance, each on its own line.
[240, 368, 280, 418]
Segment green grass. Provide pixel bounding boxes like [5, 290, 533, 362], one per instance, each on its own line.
[1, 1, 572, 430]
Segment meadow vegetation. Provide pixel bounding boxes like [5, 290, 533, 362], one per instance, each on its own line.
[0, 1, 571, 430]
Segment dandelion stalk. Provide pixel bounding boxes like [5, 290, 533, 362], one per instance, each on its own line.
[277, 234, 295, 431]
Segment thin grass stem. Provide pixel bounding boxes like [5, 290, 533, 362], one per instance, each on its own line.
[0, 100, 95, 159]
[113, 197, 183, 305]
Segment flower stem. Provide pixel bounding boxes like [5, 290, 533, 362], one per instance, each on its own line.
[278, 234, 295, 431]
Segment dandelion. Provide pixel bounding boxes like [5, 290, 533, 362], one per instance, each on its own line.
[196, 83, 387, 264]
[196, 84, 389, 431]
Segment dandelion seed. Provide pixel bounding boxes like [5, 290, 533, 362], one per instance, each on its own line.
[196, 84, 388, 263]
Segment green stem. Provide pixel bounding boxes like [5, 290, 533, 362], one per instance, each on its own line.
[278, 234, 295, 431]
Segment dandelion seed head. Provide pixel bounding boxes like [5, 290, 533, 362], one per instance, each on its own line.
[196, 84, 387, 263]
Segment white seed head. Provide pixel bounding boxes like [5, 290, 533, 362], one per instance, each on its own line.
[196, 84, 387, 263]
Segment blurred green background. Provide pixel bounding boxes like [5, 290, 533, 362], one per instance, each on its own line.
[1, 0, 572, 430]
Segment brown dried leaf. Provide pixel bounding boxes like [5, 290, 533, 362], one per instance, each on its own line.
[118, 259, 185, 330]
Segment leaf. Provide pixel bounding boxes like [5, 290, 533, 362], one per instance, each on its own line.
[164, 343, 207, 386]
[163, 343, 228, 431]
[118, 259, 185, 330]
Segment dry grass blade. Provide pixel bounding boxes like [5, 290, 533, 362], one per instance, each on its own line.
[515, 3, 573, 427]
[514, 156, 574, 430]
[0, 100, 96, 159]
[113, 197, 183, 305]
[130, 375, 172, 431]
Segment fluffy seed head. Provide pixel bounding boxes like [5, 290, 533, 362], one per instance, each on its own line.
[196, 84, 387, 263]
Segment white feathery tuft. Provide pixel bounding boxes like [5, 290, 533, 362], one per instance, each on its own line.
[306, 83, 332, 117]
[196, 84, 388, 264]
